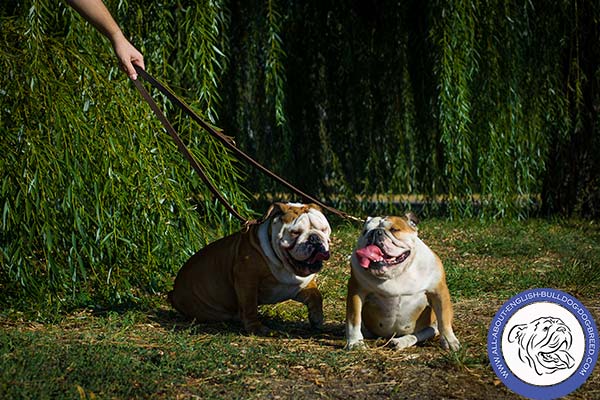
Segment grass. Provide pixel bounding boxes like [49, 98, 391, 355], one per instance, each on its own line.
[1, 218, 599, 399]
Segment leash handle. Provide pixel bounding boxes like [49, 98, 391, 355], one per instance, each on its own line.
[133, 65, 364, 224]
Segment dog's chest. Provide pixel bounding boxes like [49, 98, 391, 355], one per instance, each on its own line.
[259, 282, 302, 304]
[363, 292, 429, 337]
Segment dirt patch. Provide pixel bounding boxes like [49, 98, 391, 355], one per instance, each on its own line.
[164, 297, 599, 399]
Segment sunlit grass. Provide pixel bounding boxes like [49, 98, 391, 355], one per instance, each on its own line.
[1, 218, 599, 399]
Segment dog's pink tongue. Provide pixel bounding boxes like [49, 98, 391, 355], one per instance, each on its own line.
[355, 245, 383, 268]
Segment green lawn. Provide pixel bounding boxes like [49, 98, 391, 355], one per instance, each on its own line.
[1, 218, 599, 399]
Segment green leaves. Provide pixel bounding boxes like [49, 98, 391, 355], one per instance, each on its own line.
[265, 0, 287, 128]
[0, 1, 250, 312]
[431, 0, 477, 217]
[1, 0, 599, 313]
[173, 0, 229, 124]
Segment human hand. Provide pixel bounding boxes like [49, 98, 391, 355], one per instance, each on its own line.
[67, 0, 145, 80]
[111, 32, 145, 80]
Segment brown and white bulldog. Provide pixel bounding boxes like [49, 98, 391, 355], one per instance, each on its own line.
[345, 214, 460, 351]
[168, 202, 331, 335]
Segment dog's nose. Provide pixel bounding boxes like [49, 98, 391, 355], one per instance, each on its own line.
[309, 233, 321, 244]
[373, 229, 385, 239]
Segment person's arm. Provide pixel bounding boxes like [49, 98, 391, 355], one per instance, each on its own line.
[67, 0, 144, 80]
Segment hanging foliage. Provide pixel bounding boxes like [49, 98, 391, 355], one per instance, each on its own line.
[1, 0, 599, 312]
[265, 0, 287, 127]
[430, 0, 476, 216]
[0, 0, 250, 312]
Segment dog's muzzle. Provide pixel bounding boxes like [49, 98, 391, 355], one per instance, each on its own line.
[355, 230, 410, 270]
[289, 234, 330, 277]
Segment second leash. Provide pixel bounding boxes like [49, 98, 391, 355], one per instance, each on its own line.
[132, 65, 364, 225]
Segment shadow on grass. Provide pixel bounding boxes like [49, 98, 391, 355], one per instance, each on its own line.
[139, 305, 347, 346]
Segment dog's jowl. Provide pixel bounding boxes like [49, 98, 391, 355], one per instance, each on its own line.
[345, 214, 460, 351]
[168, 202, 331, 335]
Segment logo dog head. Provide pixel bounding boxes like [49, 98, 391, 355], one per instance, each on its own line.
[507, 317, 575, 375]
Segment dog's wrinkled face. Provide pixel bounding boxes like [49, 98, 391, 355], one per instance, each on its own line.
[508, 317, 575, 376]
[354, 214, 418, 278]
[268, 203, 331, 277]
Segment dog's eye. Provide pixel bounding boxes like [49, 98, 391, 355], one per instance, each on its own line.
[390, 227, 400, 233]
[290, 230, 301, 237]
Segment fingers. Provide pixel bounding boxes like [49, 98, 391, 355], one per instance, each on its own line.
[131, 53, 145, 74]
[121, 51, 144, 80]
[122, 61, 137, 80]
[113, 38, 145, 80]
[125, 48, 144, 80]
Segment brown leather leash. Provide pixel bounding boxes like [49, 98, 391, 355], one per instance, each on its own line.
[131, 65, 363, 225]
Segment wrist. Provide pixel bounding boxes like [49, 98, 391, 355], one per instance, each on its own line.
[108, 29, 126, 46]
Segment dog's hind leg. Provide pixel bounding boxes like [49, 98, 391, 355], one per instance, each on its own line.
[388, 326, 437, 350]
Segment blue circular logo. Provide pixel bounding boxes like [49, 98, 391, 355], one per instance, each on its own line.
[488, 288, 598, 400]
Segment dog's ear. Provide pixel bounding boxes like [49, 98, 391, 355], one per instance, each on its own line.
[264, 202, 311, 224]
[263, 202, 286, 220]
[306, 203, 322, 212]
[405, 212, 419, 229]
[508, 324, 527, 344]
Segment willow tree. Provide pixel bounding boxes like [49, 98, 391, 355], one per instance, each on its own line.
[0, 0, 251, 312]
[243, 0, 597, 219]
[1, 0, 599, 312]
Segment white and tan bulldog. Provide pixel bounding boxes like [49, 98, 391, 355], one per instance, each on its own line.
[168, 202, 331, 335]
[345, 214, 460, 351]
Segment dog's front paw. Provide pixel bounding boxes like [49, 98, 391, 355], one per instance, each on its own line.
[245, 322, 272, 336]
[440, 335, 460, 351]
[388, 335, 418, 350]
[309, 311, 324, 331]
[345, 340, 368, 351]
